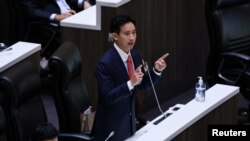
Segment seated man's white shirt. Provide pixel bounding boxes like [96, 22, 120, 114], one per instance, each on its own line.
[50, 0, 83, 20]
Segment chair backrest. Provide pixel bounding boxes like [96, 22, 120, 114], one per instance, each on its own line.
[0, 61, 48, 141]
[49, 42, 91, 133]
[205, 0, 250, 85]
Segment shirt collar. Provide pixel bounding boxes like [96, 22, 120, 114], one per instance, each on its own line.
[114, 43, 131, 62]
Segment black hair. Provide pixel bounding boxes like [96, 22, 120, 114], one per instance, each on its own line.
[109, 15, 136, 34]
[31, 122, 58, 141]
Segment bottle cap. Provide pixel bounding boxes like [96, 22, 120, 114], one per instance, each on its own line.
[198, 76, 203, 85]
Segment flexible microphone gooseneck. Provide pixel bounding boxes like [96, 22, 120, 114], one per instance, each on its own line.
[142, 59, 166, 118]
[104, 131, 115, 141]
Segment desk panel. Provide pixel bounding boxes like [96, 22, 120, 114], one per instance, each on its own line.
[126, 84, 239, 141]
[0, 41, 41, 73]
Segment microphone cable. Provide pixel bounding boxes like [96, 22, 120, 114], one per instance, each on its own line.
[142, 59, 167, 118]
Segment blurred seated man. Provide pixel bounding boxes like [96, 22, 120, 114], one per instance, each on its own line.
[21, 0, 96, 70]
[22, 0, 95, 24]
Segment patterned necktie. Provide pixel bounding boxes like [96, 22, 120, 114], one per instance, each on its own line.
[127, 55, 133, 79]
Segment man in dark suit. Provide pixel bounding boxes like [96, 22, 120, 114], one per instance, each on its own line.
[92, 14, 169, 141]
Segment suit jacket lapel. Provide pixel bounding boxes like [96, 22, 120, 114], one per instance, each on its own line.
[131, 49, 141, 70]
[110, 47, 130, 80]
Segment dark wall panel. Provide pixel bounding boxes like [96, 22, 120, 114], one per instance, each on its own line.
[0, 0, 11, 45]
[0, 0, 28, 46]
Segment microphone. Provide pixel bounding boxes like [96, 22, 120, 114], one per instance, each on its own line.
[104, 131, 115, 141]
[142, 59, 168, 124]
[0, 43, 7, 51]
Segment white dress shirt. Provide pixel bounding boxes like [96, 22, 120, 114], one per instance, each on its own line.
[50, 0, 84, 20]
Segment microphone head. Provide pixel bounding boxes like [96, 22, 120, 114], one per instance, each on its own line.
[110, 131, 115, 136]
[142, 59, 148, 72]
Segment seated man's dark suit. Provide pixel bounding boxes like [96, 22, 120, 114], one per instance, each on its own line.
[21, 0, 81, 22]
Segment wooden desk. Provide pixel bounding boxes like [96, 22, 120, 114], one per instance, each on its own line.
[126, 84, 239, 141]
[0, 41, 41, 73]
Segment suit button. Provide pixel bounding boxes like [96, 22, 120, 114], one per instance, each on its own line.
[129, 112, 132, 116]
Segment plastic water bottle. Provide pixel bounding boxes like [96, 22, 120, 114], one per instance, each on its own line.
[195, 76, 206, 102]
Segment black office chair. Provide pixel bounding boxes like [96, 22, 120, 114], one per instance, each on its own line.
[49, 42, 93, 140]
[0, 61, 47, 141]
[0, 61, 92, 141]
[205, 0, 250, 122]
